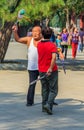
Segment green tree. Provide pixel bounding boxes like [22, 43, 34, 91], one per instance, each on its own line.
[0, 0, 21, 62]
[61, 0, 84, 28]
[49, 0, 84, 29]
[0, 0, 84, 62]
[0, 0, 64, 62]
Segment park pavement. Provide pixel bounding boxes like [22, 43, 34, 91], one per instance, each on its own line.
[0, 42, 84, 130]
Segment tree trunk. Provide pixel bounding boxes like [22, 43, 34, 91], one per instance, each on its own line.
[45, 18, 50, 27]
[66, 8, 70, 29]
[0, 21, 14, 62]
[70, 11, 76, 27]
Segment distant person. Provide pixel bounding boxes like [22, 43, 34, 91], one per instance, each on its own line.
[61, 28, 69, 59]
[27, 27, 32, 37]
[50, 31, 56, 42]
[78, 28, 84, 52]
[55, 34, 62, 59]
[70, 27, 79, 59]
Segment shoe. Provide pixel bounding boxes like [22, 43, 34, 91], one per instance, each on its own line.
[43, 104, 52, 115]
[53, 102, 58, 105]
[42, 107, 46, 112]
[42, 105, 46, 112]
[26, 103, 33, 106]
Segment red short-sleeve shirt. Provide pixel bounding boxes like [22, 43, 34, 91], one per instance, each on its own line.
[37, 41, 58, 72]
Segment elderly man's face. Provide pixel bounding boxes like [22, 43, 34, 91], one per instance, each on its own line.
[32, 26, 42, 40]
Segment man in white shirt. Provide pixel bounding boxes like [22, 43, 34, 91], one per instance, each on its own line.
[12, 25, 42, 106]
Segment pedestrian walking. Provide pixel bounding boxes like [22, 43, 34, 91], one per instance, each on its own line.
[78, 28, 84, 52]
[61, 28, 69, 59]
[70, 27, 79, 59]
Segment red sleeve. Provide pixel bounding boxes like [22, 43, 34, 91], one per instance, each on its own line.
[51, 43, 57, 53]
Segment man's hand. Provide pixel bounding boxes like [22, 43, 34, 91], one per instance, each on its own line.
[46, 68, 52, 76]
[12, 25, 18, 32]
[59, 51, 64, 60]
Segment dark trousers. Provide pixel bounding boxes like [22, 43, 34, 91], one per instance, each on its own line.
[39, 71, 58, 109]
[61, 45, 68, 59]
[27, 70, 39, 104]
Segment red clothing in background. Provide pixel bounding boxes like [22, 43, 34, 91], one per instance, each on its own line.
[71, 42, 78, 58]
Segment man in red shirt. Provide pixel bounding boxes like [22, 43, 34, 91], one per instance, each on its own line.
[37, 27, 58, 115]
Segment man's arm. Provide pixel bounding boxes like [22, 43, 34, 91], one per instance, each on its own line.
[47, 53, 56, 76]
[12, 25, 31, 45]
[58, 51, 64, 60]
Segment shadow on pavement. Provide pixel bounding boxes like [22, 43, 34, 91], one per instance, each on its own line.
[0, 58, 84, 72]
[0, 59, 27, 71]
[0, 93, 84, 130]
[57, 58, 84, 71]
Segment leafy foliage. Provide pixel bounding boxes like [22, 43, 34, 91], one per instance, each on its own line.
[0, 0, 84, 26]
[0, 0, 63, 23]
[8, 0, 22, 13]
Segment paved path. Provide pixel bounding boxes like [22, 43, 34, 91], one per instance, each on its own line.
[0, 42, 84, 130]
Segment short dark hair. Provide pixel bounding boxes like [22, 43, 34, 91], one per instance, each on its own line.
[42, 27, 52, 39]
[57, 34, 61, 36]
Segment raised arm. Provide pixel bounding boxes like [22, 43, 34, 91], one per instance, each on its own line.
[12, 25, 31, 45]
